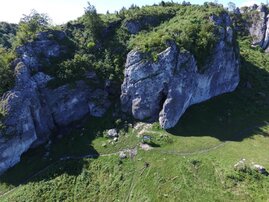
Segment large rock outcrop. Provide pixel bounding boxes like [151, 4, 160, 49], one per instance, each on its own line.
[121, 14, 240, 129]
[16, 30, 70, 71]
[0, 31, 110, 174]
[246, 4, 269, 51]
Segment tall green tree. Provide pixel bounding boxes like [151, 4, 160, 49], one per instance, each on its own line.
[0, 48, 15, 95]
[84, 2, 103, 42]
[228, 2, 236, 12]
[14, 10, 51, 46]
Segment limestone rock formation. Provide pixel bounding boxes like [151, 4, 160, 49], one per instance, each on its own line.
[121, 14, 240, 129]
[16, 30, 68, 71]
[247, 5, 269, 51]
[0, 31, 110, 174]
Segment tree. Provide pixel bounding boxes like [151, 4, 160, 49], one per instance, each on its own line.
[84, 2, 103, 42]
[129, 4, 139, 10]
[14, 10, 51, 46]
[228, 2, 236, 12]
[0, 48, 14, 95]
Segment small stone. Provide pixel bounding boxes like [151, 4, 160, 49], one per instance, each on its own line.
[113, 137, 118, 142]
[234, 159, 246, 171]
[252, 164, 269, 176]
[107, 129, 118, 138]
[119, 151, 127, 159]
[102, 143, 107, 147]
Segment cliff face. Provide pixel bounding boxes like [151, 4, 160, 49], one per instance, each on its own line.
[0, 31, 110, 174]
[121, 14, 240, 129]
[246, 5, 269, 51]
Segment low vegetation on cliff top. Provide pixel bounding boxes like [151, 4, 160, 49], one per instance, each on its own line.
[129, 4, 224, 66]
[0, 2, 229, 94]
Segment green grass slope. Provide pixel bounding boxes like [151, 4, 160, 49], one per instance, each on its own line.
[0, 39, 269, 201]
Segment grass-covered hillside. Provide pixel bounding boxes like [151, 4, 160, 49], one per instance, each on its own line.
[0, 37, 269, 201]
[1, 2, 269, 201]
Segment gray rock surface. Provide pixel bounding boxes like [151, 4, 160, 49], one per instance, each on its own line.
[0, 31, 110, 175]
[247, 5, 269, 51]
[121, 14, 240, 129]
[0, 62, 54, 173]
[16, 30, 68, 71]
[43, 81, 110, 126]
[107, 129, 118, 138]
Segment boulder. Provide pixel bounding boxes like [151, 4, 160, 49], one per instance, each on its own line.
[121, 13, 240, 129]
[252, 164, 269, 176]
[107, 129, 118, 138]
[119, 151, 127, 159]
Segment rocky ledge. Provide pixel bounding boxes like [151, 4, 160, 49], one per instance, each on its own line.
[0, 31, 110, 174]
[121, 14, 240, 129]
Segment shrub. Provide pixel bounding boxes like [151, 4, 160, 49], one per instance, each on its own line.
[13, 10, 51, 47]
[0, 48, 15, 95]
[0, 22, 17, 48]
[129, 5, 225, 68]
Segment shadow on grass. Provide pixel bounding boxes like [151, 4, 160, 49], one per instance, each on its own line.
[0, 110, 117, 187]
[147, 142, 161, 148]
[167, 56, 269, 141]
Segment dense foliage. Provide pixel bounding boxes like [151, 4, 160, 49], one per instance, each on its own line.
[13, 10, 51, 47]
[129, 4, 225, 67]
[0, 22, 17, 48]
[0, 3, 233, 92]
[50, 3, 228, 86]
[0, 48, 14, 132]
[0, 48, 15, 95]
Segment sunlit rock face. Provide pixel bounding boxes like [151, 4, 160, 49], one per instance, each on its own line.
[246, 5, 269, 52]
[121, 13, 240, 129]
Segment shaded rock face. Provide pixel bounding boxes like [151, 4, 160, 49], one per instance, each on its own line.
[247, 5, 269, 51]
[121, 14, 240, 129]
[16, 30, 68, 71]
[43, 82, 110, 126]
[0, 31, 110, 174]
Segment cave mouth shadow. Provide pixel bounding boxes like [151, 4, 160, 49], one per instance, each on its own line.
[0, 110, 118, 187]
[167, 57, 269, 142]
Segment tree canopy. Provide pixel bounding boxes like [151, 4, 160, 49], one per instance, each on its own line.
[14, 10, 51, 46]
